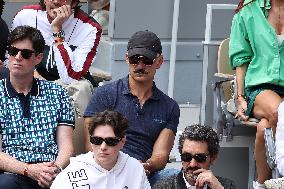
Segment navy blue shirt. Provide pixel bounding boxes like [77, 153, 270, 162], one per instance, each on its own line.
[84, 76, 180, 161]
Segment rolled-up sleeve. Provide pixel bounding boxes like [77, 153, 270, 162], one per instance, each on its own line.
[229, 14, 253, 69]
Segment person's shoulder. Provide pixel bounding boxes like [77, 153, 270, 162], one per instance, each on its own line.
[38, 80, 66, 92]
[216, 176, 236, 189]
[22, 4, 42, 10]
[152, 173, 178, 189]
[155, 87, 179, 107]
[122, 152, 142, 165]
[75, 8, 102, 30]
[15, 4, 42, 18]
[17, 4, 42, 14]
[96, 78, 125, 93]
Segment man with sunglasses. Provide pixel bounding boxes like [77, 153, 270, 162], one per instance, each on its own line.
[153, 124, 235, 189]
[84, 30, 180, 186]
[51, 110, 150, 189]
[10, 0, 102, 117]
[0, 26, 75, 189]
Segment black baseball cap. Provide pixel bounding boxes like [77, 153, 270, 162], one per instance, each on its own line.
[127, 30, 162, 60]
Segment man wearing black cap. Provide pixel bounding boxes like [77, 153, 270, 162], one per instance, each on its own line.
[84, 30, 180, 186]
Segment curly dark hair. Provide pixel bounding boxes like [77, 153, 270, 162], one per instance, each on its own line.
[88, 110, 128, 139]
[7, 25, 45, 54]
[39, 0, 81, 12]
[178, 124, 220, 157]
[0, 0, 5, 16]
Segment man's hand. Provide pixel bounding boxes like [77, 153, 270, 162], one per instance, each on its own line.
[141, 159, 152, 176]
[194, 169, 224, 189]
[51, 4, 74, 32]
[27, 162, 60, 188]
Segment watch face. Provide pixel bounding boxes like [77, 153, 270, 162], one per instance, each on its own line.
[53, 31, 65, 38]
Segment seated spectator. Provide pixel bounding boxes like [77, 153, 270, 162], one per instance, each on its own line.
[0, 0, 8, 64]
[153, 124, 235, 189]
[89, 0, 110, 34]
[84, 30, 180, 186]
[51, 110, 150, 189]
[11, 0, 102, 116]
[0, 25, 75, 189]
[229, 0, 284, 187]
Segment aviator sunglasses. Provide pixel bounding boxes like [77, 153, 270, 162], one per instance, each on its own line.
[128, 54, 156, 66]
[8, 46, 35, 59]
[90, 136, 122, 146]
[181, 152, 209, 163]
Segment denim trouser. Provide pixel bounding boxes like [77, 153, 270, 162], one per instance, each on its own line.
[0, 173, 45, 189]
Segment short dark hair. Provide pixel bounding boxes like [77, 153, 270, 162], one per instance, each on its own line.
[7, 26, 45, 54]
[39, 0, 80, 12]
[88, 110, 128, 138]
[178, 124, 219, 157]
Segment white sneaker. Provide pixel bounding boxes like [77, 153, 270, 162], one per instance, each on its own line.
[265, 178, 284, 189]
[253, 181, 266, 189]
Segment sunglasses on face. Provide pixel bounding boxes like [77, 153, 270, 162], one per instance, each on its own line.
[8, 46, 35, 59]
[128, 55, 156, 66]
[181, 152, 209, 163]
[90, 136, 122, 146]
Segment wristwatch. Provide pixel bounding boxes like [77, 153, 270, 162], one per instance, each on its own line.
[53, 30, 65, 38]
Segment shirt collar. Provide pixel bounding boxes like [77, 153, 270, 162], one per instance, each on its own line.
[122, 75, 160, 100]
[4, 76, 39, 98]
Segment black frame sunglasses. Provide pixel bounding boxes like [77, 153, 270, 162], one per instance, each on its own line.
[128, 55, 156, 66]
[90, 136, 122, 146]
[8, 46, 35, 59]
[181, 152, 209, 163]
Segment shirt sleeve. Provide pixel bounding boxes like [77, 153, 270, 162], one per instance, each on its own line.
[53, 25, 102, 84]
[83, 85, 114, 117]
[165, 102, 180, 135]
[58, 86, 75, 127]
[229, 13, 253, 69]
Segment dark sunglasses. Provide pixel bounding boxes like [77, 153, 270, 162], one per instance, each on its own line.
[90, 136, 122, 146]
[8, 46, 35, 59]
[181, 152, 209, 163]
[128, 55, 156, 66]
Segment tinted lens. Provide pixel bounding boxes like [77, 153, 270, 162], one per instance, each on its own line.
[8, 46, 20, 57]
[104, 137, 121, 146]
[21, 49, 35, 59]
[181, 153, 208, 163]
[90, 136, 121, 146]
[90, 136, 104, 145]
[129, 55, 154, 66]
[8, 46, 34, 59]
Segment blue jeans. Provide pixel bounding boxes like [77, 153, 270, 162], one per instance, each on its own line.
[0, 173, 44, 189]
[148, 168, 180, 186]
